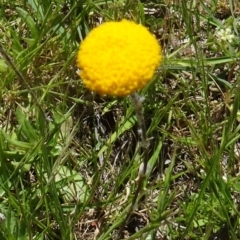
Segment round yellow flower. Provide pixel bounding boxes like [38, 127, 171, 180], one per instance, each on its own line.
[77, 19, 162, 96]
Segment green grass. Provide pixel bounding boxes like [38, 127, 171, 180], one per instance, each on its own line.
[0, 0, 240, 239]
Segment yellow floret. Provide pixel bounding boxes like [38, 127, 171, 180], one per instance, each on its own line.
[77, 19, 162, 96]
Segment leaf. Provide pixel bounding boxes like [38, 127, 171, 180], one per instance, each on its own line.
[232, 183, 240, 193]
[97, 116, 137, 157]
[0, 207, 18, 239]
[16, 7, 38, 39]
[170, 56, 238, 67]
[1, 131, 34, 150]
[60, 116, 73, 140]
[11, 162, 31, 172]
[0, 59, 8, 72]
[15, 108, 38, 142]
[54, 166, 89, 203]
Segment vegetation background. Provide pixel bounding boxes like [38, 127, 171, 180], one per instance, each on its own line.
[0, 0, 240, 239]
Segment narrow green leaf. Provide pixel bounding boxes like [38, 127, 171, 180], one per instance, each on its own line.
[16, 7, 38, 39]
[0, 59, 8, 72]
[98, 116, 137, 157]
[170, 56, 238, 67]
[1, 131, 33, 149]
[15, 108, 38, 142]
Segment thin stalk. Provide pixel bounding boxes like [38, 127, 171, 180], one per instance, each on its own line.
[116, 92, 150, 239]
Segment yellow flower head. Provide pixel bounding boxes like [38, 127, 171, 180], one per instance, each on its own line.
[77, 19, 162, 96]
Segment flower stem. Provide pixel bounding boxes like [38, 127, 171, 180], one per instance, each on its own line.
[116, 92, 150, 239]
